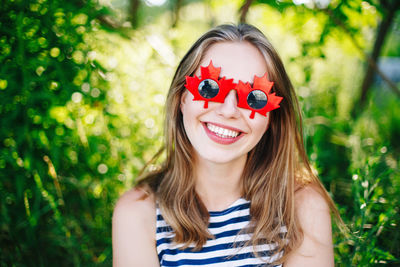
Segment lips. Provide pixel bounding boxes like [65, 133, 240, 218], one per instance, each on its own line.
[202, 122, 244, 145]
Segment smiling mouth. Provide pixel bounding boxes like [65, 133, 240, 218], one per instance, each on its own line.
[205, 122, 241, 138]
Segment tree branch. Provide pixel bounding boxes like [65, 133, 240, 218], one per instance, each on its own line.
[323, 8, 400, 102]
[172, 0, 183, 28]
[239, 0, 253, 24]
[358, 1, 400, 104]
[97, 15, 121, 29]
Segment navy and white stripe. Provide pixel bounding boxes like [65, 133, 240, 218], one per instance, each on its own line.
[156, 198, 286, 267]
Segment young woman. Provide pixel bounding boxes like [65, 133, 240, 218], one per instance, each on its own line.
[113, 24, 338, 266]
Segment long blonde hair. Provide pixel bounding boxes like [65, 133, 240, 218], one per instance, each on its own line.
[138, 23, 339, 264]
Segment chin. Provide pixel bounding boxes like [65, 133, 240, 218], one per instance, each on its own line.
[196, 149, 247, 165]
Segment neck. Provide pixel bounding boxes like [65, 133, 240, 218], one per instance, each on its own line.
[194, 154, 247, 212]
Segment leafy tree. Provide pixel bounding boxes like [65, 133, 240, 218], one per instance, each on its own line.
[0, 0, 117, 265]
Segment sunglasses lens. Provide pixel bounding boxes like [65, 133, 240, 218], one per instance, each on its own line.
[247, 90, 268, 109]
[198, 79, 219, 99]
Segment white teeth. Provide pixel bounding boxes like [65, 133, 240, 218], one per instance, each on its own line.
[206, 123, 240, 138]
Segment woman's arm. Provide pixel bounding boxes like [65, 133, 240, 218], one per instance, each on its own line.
[112, 188, 160, 267]
[284, 186, 334, 267]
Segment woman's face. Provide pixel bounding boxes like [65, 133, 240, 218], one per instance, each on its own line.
[180, 41, 270, 165]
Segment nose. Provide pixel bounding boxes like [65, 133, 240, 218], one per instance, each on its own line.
[215, 90, 241, 119]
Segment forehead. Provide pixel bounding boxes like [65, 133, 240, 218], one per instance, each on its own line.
[197, 41, 268, 84]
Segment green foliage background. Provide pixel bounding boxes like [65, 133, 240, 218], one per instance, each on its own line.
[1, 0, 399, 266]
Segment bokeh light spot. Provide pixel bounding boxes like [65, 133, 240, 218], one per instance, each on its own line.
[72, 92, 83, 103]
[93, 184, 103, 198]
[84, 114, 95, 124]
[76, 26, 86, 34]
[50, 47, 60, 57]
[38, 37, 47, 47]
[91, 88, 100, 98]
[50, 106, 68, 123]
[153, 94, 165, 104]
[97, 163, 108, 174]
[144, 0, 166, 6]
[107, 57, 118, 69]
[49, 81, 59, 90]
[145, 118, 155, 128]
[81, 82, 90, 93]
[0, 79, 8, 90]
[72, 13, 88, 25]
[72, 50, 84, 64]
[36, 66, 45, 76]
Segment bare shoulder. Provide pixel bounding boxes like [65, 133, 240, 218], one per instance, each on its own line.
[112, 187, 159, 267]
[285, 184, 334, 267]
[113, 187, 156, 218]
[113, 187, 156, 236]
[294, 184, 330, 213]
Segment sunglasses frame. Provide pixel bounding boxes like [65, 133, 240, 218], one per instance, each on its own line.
[184, 61, 283, 119]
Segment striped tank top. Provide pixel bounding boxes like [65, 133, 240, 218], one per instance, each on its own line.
[156, 198, 286, 267]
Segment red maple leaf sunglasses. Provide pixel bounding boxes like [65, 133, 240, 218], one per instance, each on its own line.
[184, 61, 283, 119]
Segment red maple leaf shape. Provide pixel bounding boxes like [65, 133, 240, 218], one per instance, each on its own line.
[184, 61, 235, 108]
[236, 74, 283, 119]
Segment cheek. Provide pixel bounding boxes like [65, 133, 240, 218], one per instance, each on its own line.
[251, 115, 270, 139]
[180, 91, 190, 114]
[180, 96, 206, 138]
[181, 92, 208, 119]
[181, 94, 195, 120]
